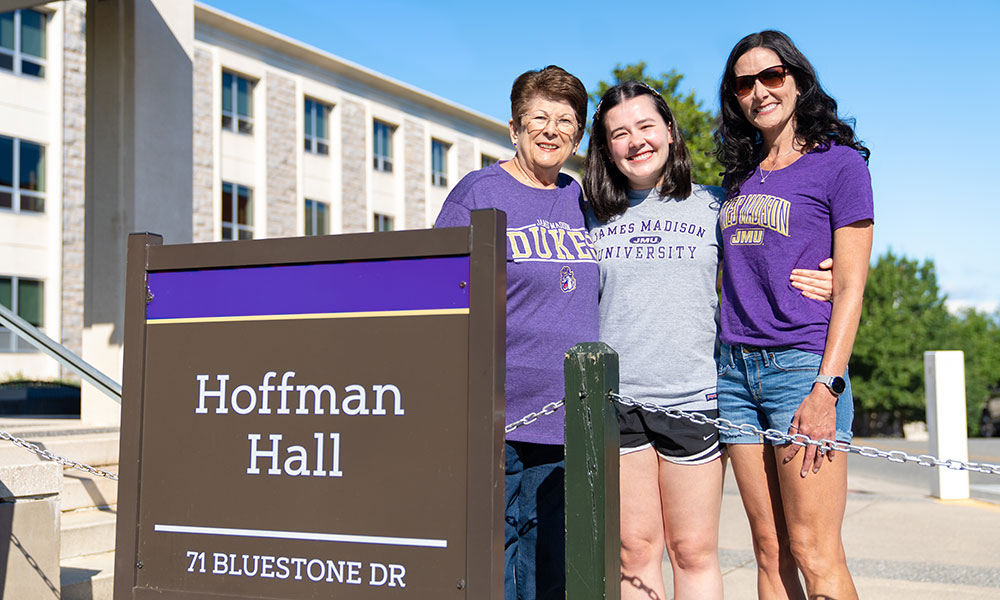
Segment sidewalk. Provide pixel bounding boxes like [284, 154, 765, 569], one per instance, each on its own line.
[669, 444, 1000, 599]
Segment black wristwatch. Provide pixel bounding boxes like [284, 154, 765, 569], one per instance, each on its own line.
[813, 375, 846, 397]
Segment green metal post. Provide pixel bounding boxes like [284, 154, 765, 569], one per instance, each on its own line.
[564, 342, 621, 600]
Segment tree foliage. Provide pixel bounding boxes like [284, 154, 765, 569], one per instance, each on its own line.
[941, 307, 1000, 434]
[592, 62, 722, 186]
[851, 251, 1000, 435]
[851, 251, 951, 431]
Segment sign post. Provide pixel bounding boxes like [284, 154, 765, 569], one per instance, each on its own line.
[114, 210, 506, 599]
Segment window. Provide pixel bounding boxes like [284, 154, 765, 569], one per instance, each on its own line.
[373, 213, 394, 232]
[221, 182, 253, 240]
[0, 135, 45, 213]
[431, 140, 449, 187]
[221, 70, 254, 134]
[372, 120, 394, 172]
[0, 9, 46, 78]
[304, 199, 329, 236]
[304, 98, 330, 155]
[481, 154, 498, 168]
[0, 276, 43, 353]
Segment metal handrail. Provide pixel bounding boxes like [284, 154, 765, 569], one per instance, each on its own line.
[0, 303, 122, 402]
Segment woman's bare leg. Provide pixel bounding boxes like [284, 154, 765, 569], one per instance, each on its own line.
[775, 447, 858, 600]
[728, 443, 805, 600]
[659, 455, 725, 600]
[620, 448, 668, 600]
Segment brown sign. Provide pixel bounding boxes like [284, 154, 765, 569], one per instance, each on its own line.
[115, 211, 505, 599]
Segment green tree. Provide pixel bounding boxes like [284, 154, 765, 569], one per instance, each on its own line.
[852, 251, 1000, 435]
[851, 251, 951, 432]
[941, 307, 1000, 434]
[592, 62, 722, 186]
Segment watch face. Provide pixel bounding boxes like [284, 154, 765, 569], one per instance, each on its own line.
[831, 376, 847, 395]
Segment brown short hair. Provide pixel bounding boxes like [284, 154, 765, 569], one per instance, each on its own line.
[509, 65, 587, 141]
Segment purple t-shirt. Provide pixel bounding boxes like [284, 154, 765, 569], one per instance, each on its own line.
[719, 143, 874, 354]
[435, 162, 599, 444]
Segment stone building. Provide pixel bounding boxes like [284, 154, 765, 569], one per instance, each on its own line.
[0, 1, 526, 383]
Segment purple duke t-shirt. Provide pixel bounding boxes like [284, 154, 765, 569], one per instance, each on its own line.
[719, 144, 874, 354]
[435, 162, 599, 444]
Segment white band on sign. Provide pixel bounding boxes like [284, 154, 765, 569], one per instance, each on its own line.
[154, 524, 448, 548]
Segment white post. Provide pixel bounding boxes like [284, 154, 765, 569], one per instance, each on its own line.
[924, 350, 970, 500]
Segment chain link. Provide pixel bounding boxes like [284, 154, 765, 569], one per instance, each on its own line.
[505, 399, 566, 434]
[609, 393, 1000, 476]
[10, 390, 994, 478]
[0, 429, 119, 481]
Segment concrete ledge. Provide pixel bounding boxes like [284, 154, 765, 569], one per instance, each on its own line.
[0, 496, 62, 599]
[0, 462, 63, 500]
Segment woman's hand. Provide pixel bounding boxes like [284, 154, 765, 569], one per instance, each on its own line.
[790, 257, 833, 301]
[783, 384, 838, 476]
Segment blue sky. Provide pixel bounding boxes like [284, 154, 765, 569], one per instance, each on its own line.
[203, 0, 1000, 313]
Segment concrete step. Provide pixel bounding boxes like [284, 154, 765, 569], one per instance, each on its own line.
[61, 506, 118, 559]
[0, 431, 120, 468]
[0, 417, 117, 436]
[62, 465, 118, 512]
[61, 551, 115, 600]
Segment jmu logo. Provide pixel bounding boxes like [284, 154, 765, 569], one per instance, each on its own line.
[729, 228, 763, 245]
[560, 266, 577, 293]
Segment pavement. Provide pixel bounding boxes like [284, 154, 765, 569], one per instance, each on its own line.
[663, 437, 1000, 599]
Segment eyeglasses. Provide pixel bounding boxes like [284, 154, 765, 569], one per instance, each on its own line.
[733, 65, 788, 98]
[522, 113, 579, 135]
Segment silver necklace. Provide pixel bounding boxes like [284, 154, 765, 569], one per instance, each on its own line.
[758, 148, 797, 184]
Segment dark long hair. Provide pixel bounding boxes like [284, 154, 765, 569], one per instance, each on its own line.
[714, 30, 870, 196]
[583, 81, 692, 223]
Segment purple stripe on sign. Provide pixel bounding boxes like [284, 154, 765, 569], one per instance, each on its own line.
[146, 256, 470, 320]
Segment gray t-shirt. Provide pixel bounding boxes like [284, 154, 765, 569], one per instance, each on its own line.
[585, 184, 723, 410]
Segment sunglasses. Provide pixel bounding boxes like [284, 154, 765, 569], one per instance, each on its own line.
[733, 65, 788, 98]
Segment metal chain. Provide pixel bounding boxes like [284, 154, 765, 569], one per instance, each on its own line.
[505, 399, 565, 434]
[610, 393, 1000, 476]
[0, 429, 119, 481]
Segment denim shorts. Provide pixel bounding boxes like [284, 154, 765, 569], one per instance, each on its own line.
[717, 343, 854, 445]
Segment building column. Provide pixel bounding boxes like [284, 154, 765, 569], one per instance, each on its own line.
[83, 0, 194, 424]
[403, 119, 426, 230]
[340, 99, 367, 233]
[265, 71, 297, 237]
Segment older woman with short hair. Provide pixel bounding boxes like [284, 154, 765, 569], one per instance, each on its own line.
[435, 65, 597, 600]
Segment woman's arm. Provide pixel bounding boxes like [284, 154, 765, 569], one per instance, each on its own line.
[784, 220, 873, 476]
[791, 258, 833, 301]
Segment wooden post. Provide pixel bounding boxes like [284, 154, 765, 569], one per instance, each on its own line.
[564, 342, 620, 600]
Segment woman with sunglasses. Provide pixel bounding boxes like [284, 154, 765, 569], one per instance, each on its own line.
[714, 30, 873, 600]
[583, 81, 833, 600]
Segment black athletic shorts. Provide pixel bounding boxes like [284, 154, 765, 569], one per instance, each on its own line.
[618, 404, 723, 465]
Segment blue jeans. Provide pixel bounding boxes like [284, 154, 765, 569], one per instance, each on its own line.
[717, 343, 854, 445]
[504, 441, 565, 600]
